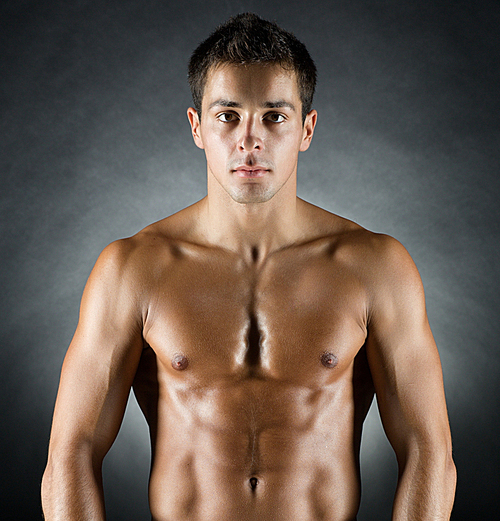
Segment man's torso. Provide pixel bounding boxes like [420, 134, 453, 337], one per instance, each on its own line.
[130, 203, 378, 521]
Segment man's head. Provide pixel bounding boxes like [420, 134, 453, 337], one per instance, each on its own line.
[188, 13, 317, 123]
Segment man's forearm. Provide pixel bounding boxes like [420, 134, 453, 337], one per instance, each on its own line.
[392, 449, 456, 520]
[41, 458, 106, 520]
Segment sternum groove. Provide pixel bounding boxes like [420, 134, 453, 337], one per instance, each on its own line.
[245, 309, 261, 368]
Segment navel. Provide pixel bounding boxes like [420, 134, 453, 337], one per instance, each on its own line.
[320, 352, 338, 369]
[171, 353, 189, 371]
[249, 477, 258, 491]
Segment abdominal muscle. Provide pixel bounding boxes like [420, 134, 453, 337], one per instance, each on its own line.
[139, 374, 364, 521]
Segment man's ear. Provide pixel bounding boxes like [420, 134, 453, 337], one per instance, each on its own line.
[187, 107, 204, 149]
[299, 109, 317, 152]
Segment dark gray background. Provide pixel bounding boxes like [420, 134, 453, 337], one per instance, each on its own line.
[1, 0, 499, 519]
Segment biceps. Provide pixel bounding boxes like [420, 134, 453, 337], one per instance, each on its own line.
[366, 325, 450, 456]
[49, 329, 144, 462]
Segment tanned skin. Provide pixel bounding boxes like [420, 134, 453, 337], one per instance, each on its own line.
[42, 64, 456, 520]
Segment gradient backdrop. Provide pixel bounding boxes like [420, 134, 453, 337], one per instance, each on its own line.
[1, 0, 499, 519]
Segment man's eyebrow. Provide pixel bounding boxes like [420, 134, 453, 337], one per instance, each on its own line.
[207, 99, 243, 110]
[207, 99, 297, 111]
[262, 100, 296, 111]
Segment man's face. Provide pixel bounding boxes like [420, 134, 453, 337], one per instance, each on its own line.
[188, 63, 316, 205]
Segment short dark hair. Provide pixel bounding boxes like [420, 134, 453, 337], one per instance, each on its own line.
[188, 13, 317, 122]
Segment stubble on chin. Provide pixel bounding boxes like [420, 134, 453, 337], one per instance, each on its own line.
[227, 182, 277, 205]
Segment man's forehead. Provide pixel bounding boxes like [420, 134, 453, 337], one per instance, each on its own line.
[202, 63, 300, 107]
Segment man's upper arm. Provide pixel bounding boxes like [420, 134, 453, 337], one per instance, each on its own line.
[364, 236, 452, 464]
[48, 239, 146, 464]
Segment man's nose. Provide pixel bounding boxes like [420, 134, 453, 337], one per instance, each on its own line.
[238, 120, 263, 152]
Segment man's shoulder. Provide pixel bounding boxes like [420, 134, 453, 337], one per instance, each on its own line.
[337, 225, 407, 261]
[303, 202, 417, 280]
[94, 211, 194, 282]
[302, 201, 398, 251]
[334, 226, 422, 301]
[338, 226, 416, 280]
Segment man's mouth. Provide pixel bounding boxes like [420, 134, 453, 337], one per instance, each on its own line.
[233, 166, 269, 178]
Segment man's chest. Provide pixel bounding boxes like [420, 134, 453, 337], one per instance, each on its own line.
[142, 246, 369, 385]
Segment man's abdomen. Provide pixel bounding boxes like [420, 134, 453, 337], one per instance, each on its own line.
[147, 377, 363, 521]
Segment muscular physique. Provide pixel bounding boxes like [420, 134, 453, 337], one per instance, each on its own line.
[42, 63, 456, 520]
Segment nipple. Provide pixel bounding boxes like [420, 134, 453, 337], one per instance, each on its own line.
[321, 352, 338, 368]
[249, 477, 258, 490]
[171, 354, 189, 371]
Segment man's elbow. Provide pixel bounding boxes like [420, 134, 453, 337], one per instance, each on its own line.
[435, 446, 457, 515]
[41, 444, 103, 518]
[41, 460, 59, 518]
[443, 447, 457, 499]
[432, 438, 456, 488]
[41, 453, 71, 516]
[405, 439, 457, 500]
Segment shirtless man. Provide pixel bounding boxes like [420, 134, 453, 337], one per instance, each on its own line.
[41, 13, 456, 521]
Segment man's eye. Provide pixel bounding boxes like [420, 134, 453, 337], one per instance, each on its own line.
[217, 113, 238, 122]
[266, 113, 286, 123]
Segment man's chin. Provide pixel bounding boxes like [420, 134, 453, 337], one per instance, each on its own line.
[230, 189, 276, 205]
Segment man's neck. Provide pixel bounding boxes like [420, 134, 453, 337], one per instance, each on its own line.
[195, 181, 307, 265]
